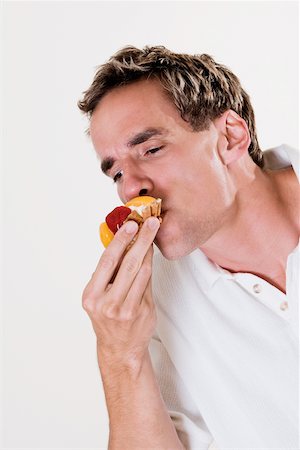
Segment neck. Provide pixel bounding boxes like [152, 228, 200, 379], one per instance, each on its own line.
[199, 166, 300, 293]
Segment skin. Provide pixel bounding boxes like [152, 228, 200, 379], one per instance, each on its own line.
[82, 78, 299, 449]
[90, 78, 299, 292]
[82, 220, 184, 449]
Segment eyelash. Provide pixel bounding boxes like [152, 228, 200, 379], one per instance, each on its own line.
[113, 170, 123, 183]
[145, 146, 163, 155]
[112, 146, 163, 183]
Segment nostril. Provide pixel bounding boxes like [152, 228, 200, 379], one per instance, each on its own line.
[139, 188, 148, 196]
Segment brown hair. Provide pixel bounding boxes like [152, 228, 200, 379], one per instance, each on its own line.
[78, 46, 263, 167]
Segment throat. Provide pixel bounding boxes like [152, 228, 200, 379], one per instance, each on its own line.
[200, 223, 299, 296]
[200, 163, 299, 295]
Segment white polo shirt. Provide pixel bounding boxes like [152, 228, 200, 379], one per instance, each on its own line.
[149, 145, 299, 450]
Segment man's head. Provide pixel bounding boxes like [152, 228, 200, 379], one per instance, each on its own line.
[78, 46, 263, 259]
[78, 45, 263, 168]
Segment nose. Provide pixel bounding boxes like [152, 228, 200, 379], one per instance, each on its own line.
[119, 166, 154, 203]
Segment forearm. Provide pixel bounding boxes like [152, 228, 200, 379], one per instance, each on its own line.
[83, 220, 177, 448]
[98, 349, 185, 450]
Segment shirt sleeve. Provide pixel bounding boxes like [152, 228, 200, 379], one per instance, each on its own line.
[148, 332, 214, 450]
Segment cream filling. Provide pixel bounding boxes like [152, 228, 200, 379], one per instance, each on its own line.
[128, 205, 147, 216]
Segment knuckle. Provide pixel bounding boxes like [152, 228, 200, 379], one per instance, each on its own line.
[82, 295, 95, 313]
[138, 231, 152, 246]
[143, 293, 152, 308]
[119, 308, 137, 322]
[140, 262, 152, 277]
[142, 299, 155, 316]
[114, 231, 129, 246]
[142, 302, 151, 314]
[102, 302, 119, 319]
[82, 281, 97, 301]
[124, 254, 140, 274]
[98, 254, 115, 272]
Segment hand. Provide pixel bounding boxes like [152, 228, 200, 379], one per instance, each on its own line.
[82, 217, 161, 374]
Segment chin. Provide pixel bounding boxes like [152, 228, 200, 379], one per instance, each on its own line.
[155, 227, 195, 261]
[155, 240, 194, 260]
[155, 210, 202, 259]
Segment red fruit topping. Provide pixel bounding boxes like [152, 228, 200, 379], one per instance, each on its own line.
[105, 206, 132, 234]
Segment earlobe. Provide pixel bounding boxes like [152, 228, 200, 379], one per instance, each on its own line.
[219, 110, 251, 166]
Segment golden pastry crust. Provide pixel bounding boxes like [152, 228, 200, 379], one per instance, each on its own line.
[100, 197, 162, 250]
[125, 198, 162, 224]
[124, 198, 162, 250]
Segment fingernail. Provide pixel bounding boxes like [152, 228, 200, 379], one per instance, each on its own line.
[124, 221, 138, 234]
[147, 217, 160, 230]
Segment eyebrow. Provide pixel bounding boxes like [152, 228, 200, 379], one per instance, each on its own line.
[101, 157, 115, 176]
[127, 127, 164, 147]
[100, 127, 165, 175]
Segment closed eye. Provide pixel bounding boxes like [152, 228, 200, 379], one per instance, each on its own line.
[113, 170, 123, 183]
[145, 146, 163, 155]
[112, 146, 163, 183]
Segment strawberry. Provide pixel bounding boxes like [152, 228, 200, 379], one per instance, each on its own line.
[105, 206, 132, 234]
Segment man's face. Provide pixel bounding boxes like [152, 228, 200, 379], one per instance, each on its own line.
[90, 79, 234, 259]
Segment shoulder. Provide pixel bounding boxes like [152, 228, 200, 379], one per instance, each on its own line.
[263, 144, 299, 177]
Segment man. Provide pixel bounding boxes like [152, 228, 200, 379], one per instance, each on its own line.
[78, 46, 299, 449]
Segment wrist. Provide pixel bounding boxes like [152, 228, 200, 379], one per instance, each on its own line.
[97, 343, 146, 381]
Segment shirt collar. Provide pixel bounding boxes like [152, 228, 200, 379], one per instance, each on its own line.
[263, 144, 299, 181]
[189, 249, 229, 292]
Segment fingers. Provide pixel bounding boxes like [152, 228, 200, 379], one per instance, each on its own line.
[83, 216, 160, 317]
[90, 220, 139, 293]
[110, 217, 160, 299]
[106, 247, 154, 325]
[123, 245, 153, 311]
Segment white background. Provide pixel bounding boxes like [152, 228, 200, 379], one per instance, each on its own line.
[1, 1, 298, 449]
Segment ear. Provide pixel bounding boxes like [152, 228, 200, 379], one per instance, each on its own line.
[216, 110, 251, 166]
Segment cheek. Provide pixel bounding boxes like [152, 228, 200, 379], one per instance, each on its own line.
[183, 154, 230, 205]
[159, 208, 195, 242]
[117, 185, 124, 203]
[207, 156, 235, 206]
[156, 214, 198, 259]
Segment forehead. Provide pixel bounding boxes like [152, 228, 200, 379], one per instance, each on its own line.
[89, 78, 189, 158]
